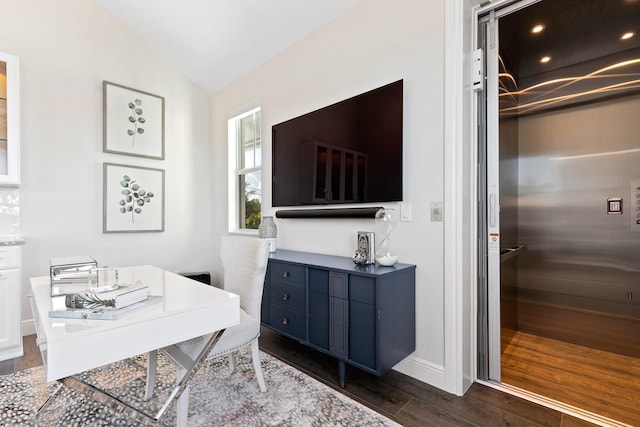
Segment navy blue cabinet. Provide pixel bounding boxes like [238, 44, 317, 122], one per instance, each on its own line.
[261, 249, 416, 385]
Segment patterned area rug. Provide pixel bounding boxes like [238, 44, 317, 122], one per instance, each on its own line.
[0, 349, 400, 426]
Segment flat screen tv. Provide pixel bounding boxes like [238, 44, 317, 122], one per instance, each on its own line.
[272, 80, 403, 207]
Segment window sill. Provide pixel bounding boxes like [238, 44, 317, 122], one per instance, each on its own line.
[228, 229, 259, 236]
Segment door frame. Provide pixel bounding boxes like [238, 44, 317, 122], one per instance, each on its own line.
[475, 0, 543, 382]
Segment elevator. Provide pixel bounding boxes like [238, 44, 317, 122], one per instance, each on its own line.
[477, 0, 640, 423]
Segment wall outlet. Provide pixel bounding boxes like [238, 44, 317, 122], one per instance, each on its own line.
[430, 202, 443, 222]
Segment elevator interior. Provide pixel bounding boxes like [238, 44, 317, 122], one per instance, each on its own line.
[496, 0, 640, 360]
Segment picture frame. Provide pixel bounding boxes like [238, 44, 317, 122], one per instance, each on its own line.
[103, 163, 165, 233]
[103, 81, 165, 159]
[357, 231, 375, 264]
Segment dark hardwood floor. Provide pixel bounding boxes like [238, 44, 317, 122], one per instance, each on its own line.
[0, 333, 42, 375]
[258, 328, 599, 427]
[2, 331, 599, 426]
[502, 331, 640, 426]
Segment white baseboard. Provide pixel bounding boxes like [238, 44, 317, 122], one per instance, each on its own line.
[21, 319, 36, 336]
[392, 354, 446, 391]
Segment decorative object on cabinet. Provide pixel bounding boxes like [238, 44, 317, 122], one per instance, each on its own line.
[258, 216, 277, 252]
[103, 163, 165, 233]
[261, 249, 415, 387]
[103, 81, 165, 160]
[353, 231, 374, 265]
[375, 208, 400, 266]
[0, 244, 22, 361]
[0, 52, 20, 185]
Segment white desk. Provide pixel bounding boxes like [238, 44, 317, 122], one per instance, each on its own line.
[29, 265, 240, 424]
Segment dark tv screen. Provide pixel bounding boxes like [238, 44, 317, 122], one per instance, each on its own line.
[272, 80, 403, 207]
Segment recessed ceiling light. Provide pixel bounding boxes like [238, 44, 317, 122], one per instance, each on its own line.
[540, 56, 551, 63]
[621, 32, 635, 40]
[531, 24, 545, 34]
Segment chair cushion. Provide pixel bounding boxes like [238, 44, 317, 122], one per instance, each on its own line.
[175, 308, 260, 360]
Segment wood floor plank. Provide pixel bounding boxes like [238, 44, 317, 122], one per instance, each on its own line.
[394, 398, 478, 427]
[502, 354, 640, 409]
[504, 336, 640, 399]
[259, 327, 576, 427]
[560, 414, 611, 427]
[505, 332, 640, 374]
[502, 364, 640, 424]
[13, 334, 42, 372]
[0, 358, 13, 375]
[504, 331, 640, 384]
[463, 384, 563, 427]
[502, 331, 640, 425]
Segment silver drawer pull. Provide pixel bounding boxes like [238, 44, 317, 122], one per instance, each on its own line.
[282, 318, 289, 325]
[282, 293, 289, 301]
[282, 272, 289, 278]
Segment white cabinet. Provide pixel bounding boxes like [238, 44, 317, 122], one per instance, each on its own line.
[0, 52, 22, 361]
[0, 52, 20, 185]
[0, 245, 22, 360]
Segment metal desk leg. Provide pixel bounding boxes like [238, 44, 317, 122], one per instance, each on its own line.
[37, 329, 225, 426]
[35, 383, 64, 418]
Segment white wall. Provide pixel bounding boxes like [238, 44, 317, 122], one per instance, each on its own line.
[0, 0, 215, 325]
[211, 0, 448, 386]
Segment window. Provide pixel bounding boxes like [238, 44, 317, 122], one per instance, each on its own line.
[229, 107, 261, 232]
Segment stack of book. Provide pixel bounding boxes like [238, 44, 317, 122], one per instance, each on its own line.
[49, 285, 160, 320]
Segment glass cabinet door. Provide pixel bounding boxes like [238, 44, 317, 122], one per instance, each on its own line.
[0, 53, 19, 185]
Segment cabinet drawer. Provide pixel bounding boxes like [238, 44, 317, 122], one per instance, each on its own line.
[349, 329, 376, 369]
[0, 268, 18, 283]
[309, 268, 328, 294]
[270, 305, 306, 340]
[269, 262, 305, 285]
[350, 300, 375, 332]
[329, 272, 348, 299]
[350, 275, 375, 305]
[0, 246, 19, 269]
[271, 282, 305, 309]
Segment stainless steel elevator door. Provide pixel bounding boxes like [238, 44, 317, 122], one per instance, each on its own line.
[480, 0, 640, 384]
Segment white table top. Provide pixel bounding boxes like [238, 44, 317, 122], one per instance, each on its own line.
[30, 265, 240, 382]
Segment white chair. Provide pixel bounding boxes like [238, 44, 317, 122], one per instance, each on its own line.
[144, 236, 270, 425]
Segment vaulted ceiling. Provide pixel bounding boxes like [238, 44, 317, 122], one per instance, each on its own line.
[97, 0, 640, 105]
[96, 0, 362, 94]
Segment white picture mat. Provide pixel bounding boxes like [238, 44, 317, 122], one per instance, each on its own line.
[103, 82, 164, 159]
[103, 163, 164, 233]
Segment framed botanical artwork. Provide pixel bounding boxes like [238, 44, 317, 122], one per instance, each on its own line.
[103, 163, 165, 233]
[103, 81, 165, 159]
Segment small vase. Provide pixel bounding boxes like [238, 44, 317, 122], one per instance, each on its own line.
[258, 216, 277, 252]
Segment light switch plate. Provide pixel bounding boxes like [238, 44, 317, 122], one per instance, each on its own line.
[400, 203, 412, 222]
[430, 202, 443, 222]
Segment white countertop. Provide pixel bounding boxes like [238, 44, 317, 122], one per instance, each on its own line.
[0, 236, 24, 245]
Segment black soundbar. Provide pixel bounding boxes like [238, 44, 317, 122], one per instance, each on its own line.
[275, 207, 383, 219]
